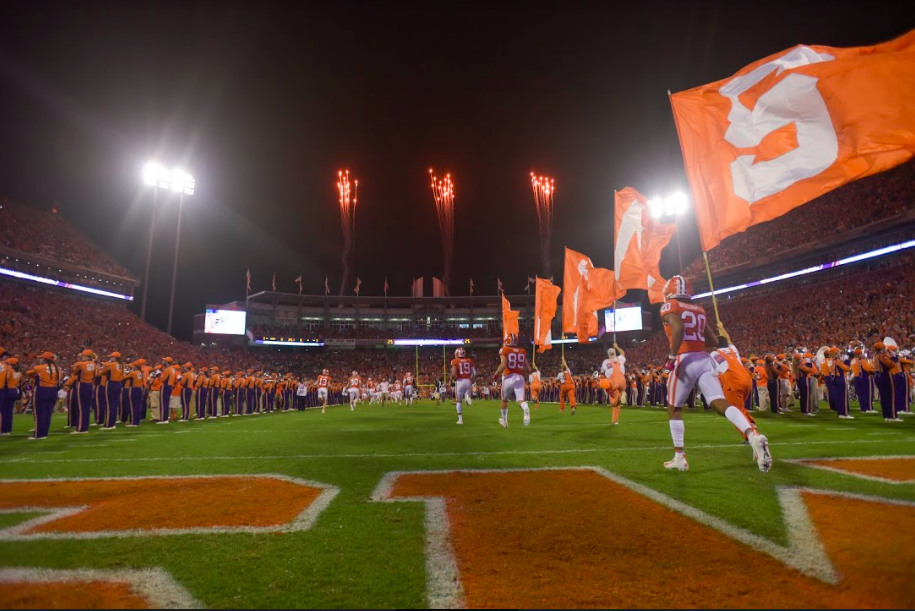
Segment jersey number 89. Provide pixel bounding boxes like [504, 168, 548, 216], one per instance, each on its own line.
[507, 352, 526, 370]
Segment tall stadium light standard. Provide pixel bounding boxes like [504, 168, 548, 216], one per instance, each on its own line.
[648, 191, 690, 273]
[140, 162, 168, 322]
[165, 168, 195, 336]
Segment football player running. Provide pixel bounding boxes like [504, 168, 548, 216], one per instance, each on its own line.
[316, 369, 331, 414]
[660, 276, 771, 473]
[492, 333, 532, 427]
[451, 347, 476, 425]
[347, 371, 361, 411]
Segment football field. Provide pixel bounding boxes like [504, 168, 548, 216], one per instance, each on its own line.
[1, 401, 913, 608]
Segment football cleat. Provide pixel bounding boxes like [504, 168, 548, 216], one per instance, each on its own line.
[498, 417, 508, 428]
[523, 414, 530, 426]
[664, 453, 689, 471]
[749, 432, 772, 473]
[456, 417, 463, 425]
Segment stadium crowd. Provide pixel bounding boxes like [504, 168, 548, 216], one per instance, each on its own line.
[682, 160, 914, 277]
[0, 199, 135, 279]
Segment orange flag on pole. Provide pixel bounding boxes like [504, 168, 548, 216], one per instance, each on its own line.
[501, 295, 519, 339]
[670, 30, 915, 252]
[533, 278, 561, 353]
[614, 187, 676, 304]
[562, 248, 623, 343]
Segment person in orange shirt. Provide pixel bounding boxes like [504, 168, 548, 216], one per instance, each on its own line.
[125, 359, 146, 427]
[1, 356, 22, 436]
[68, 349, 97, 433]
[148, 364, 163, 421]
[347, 371, 362, 412]
[873, 342, 902, 422]
[492, 333, 532, 427]
[26, 352, 60, 440]
[600, 344, 627, 425]
[316, 369, 331, 413]
[797, 352, 819, 416]
[244, 369, 256, 415]
[207, 367, 222, 418]
[828, 347, 853, 419]
[0, 346, 12, 436]
[98, 351, 125, 430]
[193, 366, 208, 420]
[220, 371, 233, 417]
[451, 348, 476, 425]
[177, 364, 196, 421]
[168, 363, 186, 422]
[528, 366, 542, 411]
[712, 323, 756, 441]
[557, 359, 577, 415]
[850, 348, 876, 414]
[158, 357, 177, 424]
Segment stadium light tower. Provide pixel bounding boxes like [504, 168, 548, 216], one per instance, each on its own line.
[165, 168, 195, 336]
[647, 190, 690, 273]
[140, 161, 195, 335]
[140, 162, 167, 323]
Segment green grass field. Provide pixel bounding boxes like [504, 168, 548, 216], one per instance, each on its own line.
[0, 401, 913, 608]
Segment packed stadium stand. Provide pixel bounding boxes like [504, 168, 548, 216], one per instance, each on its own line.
[0, 198, 138, 294]
[682, 160, 915, 283]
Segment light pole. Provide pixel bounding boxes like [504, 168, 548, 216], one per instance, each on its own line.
[140, 162, 168, 322]
[648, 191, 689, 274]
[165, 169, 195, 336]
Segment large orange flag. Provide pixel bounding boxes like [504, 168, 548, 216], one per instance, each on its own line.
[670, 30, 915, 252]
[533, 278, 561, 353]
[614, 187, 676, 304]
[562, 248, 623, 343]
[501, 295, 519, 339]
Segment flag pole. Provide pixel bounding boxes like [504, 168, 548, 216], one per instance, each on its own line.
[443, 344, 446, 383]
[415, 344, 419, 388]
[702, 251, 721, 322]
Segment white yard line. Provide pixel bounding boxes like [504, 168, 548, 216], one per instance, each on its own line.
[4, 437, 912, 465]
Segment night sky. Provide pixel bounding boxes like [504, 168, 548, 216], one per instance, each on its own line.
[0, 1, 909, 340]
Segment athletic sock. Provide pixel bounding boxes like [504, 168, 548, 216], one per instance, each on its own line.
[456, 402, 462, 415]
[669, 419, 685, 448]
[520, 401, 530, 417]
[501, 407, 508, 422]
[724, 406, 753, 435]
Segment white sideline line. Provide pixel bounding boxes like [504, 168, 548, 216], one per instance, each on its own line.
[785, 455, 915, 485]
[0, 567, 203, 608]
[4, 437, 913, 465]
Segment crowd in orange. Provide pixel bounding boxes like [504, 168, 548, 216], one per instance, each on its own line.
[682, 161, 914, 278]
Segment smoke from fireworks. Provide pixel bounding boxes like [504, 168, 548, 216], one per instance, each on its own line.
[530, 172, 555, 278]
[429, 168, 455, 296]
[337, 169, 358, 296]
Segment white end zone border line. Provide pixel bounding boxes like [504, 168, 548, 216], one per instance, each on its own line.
[0, 474, 339, 541]
[370, 466, 851, 608]
[784, 455, 915, 485]
[0, 567, 203, 609]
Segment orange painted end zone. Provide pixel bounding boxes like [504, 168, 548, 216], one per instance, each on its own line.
[0, 477, 322, 534]
[807, 457, 915, 482]
[804, 492, 915, 609]
[392, 470, 913, 608]
[0, 581, 148, 609]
